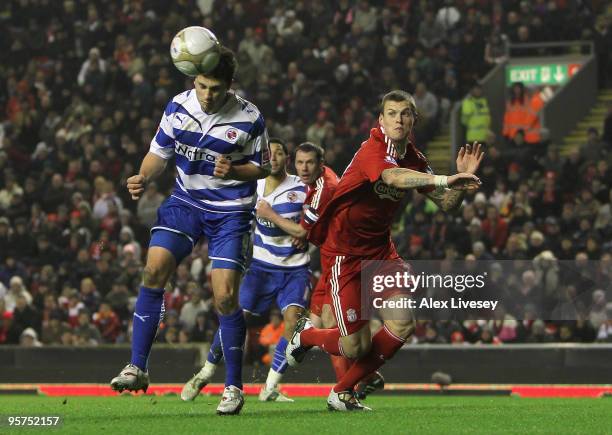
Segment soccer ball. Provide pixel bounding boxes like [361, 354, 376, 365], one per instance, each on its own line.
[170, 26, 221, 77]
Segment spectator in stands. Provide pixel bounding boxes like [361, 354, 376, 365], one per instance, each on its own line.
[579, 128, 607, 162]
[0, 0, 608, 347]
[93, 302, 121, 343]
[461, 83, 491, 144]
[413, 82, 439, 144]
[136, 182, 164, 228]
[503, 82, 529, 141]
[418, 10, 445, 50]
[41, 309, 71, 345]
[77, 47, 108, 87]
[4, 276, 32, 312]
[589, 289, 608, 331]
[436, 0, 461, 36]
[75, 309, 102, 345]
[484, 29, 509, 66]
[20, 327, 42, 347]
[12, 294, 41, 336]
[179, 290, 210, 331]
[190, 311, 217, 343]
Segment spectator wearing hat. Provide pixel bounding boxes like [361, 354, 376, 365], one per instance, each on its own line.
[5, 276, 32, 312]
[589, 289, 608, 331]
[20, 327, 42, 347]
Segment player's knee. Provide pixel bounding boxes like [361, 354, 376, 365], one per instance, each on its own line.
[321, 305, 337, 328]
[385, 318, 415, 340]
[283, 307, 301, 332]
[214, 292, 237, 315]
[340, 335, 371, 359]
[143, 264, 169, 288]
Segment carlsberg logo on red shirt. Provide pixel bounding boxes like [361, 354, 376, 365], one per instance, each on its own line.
[373, 180, 406, 201]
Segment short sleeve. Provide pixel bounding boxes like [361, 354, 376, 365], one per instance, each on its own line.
[243, 115, 271, 171]
[149, 101, 176, 160]
[361, 143, 400, 183]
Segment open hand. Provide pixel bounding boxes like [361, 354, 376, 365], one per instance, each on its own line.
[447, 172, 481, 191]
[456, 141, 485, 174]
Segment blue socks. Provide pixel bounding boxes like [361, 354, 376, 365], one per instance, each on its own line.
[272, 336, 289, 374]
[218, 309, 246, 389]
[131, 286, 165, 371]
[207, 329, 223, 364]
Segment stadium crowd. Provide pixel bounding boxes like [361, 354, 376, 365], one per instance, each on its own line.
[0, 0, 611, 353]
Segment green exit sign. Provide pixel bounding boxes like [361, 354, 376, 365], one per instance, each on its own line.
[506, 63, 581, 85]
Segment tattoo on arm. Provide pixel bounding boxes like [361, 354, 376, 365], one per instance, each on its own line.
[382, 168, 432, 189]
[427, 189, 465, 212]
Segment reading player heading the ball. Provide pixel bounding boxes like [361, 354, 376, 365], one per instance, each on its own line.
[110, 46, 271, 416]
[286, 90, 484, 411]
[181, 138, 310, 403]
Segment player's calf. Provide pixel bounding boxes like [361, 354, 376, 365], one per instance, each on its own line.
[338, 327, 371, 359]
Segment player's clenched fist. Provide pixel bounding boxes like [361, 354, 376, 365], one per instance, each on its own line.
[127, 174, 146, 200]
[213, 156, 234, 179]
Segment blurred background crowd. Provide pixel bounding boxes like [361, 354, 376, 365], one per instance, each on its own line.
[0, 0, 611, 359]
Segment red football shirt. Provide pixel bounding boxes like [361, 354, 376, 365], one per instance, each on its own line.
[309, 127, 433, 257]
[300, 165, 339, 232]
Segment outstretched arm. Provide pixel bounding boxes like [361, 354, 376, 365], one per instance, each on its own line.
[381, 168, 480, 191]
[425, 141, 485, 212]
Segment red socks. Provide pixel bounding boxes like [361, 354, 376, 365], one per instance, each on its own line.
[300, 327, 342, 355]
[334, 326, 405, 393]
[330, 355, 352, 381]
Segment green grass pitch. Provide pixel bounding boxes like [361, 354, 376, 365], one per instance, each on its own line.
[1, 395, 610, 434]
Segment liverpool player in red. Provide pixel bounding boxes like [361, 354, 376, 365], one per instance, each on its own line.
[256, 142, 353, 382]
[285, 90, 483, 411]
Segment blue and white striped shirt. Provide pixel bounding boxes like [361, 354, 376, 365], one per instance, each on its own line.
[253, 176, 309, 269]
[149, 90, 270, 213]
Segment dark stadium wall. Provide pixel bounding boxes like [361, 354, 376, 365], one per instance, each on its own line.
[2, 346, 611, 384]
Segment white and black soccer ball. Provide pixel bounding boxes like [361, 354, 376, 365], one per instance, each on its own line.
[170, 26, 221, 77]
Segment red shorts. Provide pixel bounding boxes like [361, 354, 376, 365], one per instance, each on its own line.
[327, 248, 410, 336]
[310, 252, 333, 317]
